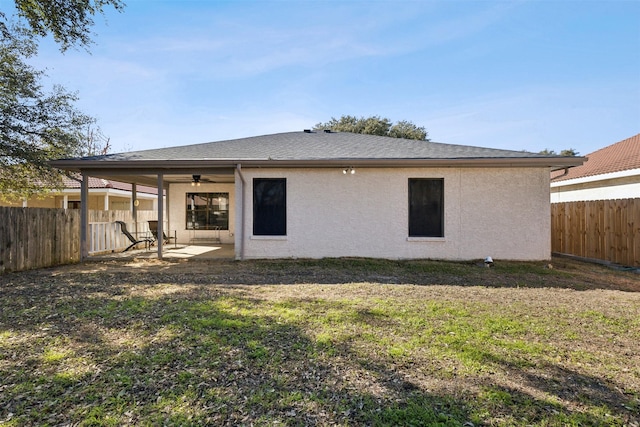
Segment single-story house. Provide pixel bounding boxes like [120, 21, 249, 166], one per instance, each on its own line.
[550, 133, 640, 202]
[0, 175, 159, 210]
[51, 130, 583, 261]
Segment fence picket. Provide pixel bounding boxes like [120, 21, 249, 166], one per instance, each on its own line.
[552, 198, 640, 267]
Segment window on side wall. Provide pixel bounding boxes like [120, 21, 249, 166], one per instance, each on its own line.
[253, 178, 286, 236]
[186, 193, 229, 230]
[408, 178, 444, 237]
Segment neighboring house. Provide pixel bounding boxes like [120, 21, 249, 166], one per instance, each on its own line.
[0, 176, 159, 210]
[51, 130, 583, 261]
[550, 133, 640, 203]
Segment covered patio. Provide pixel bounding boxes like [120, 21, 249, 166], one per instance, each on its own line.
[50, 155, 242, 261]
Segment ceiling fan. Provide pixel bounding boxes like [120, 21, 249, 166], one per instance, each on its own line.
[190, 174, 214, 186]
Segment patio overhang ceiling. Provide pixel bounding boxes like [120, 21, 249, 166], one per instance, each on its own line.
[51, 157, 586, 188]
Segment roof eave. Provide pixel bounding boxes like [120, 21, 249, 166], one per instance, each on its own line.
[51, 156, 585, 172]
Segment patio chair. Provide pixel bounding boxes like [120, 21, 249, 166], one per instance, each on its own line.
[148, 220, 176, 245]
[115, 221, 153, 252]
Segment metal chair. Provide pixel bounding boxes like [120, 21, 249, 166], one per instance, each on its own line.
[148, 220, 176, 245]
[115, 221, 153, 252]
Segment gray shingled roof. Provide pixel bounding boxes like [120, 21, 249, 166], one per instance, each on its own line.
[85, 131, 552, 162]
[51, 131, 584, 187]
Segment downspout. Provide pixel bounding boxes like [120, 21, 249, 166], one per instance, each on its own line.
[236, 164, 246, 260]
[550, 167, 570, 205]
[550, 167, 569, 181]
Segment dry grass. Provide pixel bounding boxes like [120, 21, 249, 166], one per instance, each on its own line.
[0, 257, 639, 426]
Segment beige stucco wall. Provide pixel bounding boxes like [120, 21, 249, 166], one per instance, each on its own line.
[234, 167, 551, 261]
[0, 198, 55, 208]
[0, 192, 156, 210]
[550, 176, 640, 203]
[168, 183, 236, 244]
[0, 194, 100, 208]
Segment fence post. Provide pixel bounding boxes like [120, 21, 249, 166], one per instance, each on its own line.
[80, 173, 89, 261]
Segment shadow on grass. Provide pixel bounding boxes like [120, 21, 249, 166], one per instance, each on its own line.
[1, 267, 638, 426]
[0, 277, 474, 426]
[25, 254, 640, 292]
[457, 348, 639, 426]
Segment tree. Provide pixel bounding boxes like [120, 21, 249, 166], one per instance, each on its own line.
[80, 125, 112, 157]
[0, 26, 94, 201]
[388, 120, 429, 141]
[12, 0, 124, 52]
[539, 148, 580, 156]
[314, 115, 429, 141]
[559, 148, 579, 157]
[0, 1, 123, 201]
[538, 149, 556, 155]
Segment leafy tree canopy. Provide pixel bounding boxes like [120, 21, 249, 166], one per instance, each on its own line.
[0, 1, 122, 202]
[314, 115, 430, 141]
[539, 148, 580, 156]
[12, 0, 125, 52]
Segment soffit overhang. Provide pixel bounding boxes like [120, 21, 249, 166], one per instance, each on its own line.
[50, 157, 585, 187]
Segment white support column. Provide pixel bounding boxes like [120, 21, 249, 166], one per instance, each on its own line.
[80, 172, 89, 261]
[63, 195, 68, 209]
[132, 183, 138, 236]
[104, 193, 109, 211]
[157, 173, 164, 259]
[235, 164, 246, 260]
[165, 184, 170, 240]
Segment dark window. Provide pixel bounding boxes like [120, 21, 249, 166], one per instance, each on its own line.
[408, 178, 444, 237]
[186, 193, 229, 230]
[253, 178, 286, 236]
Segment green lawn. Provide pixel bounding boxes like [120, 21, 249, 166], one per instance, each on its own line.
[1, 257, 639, 426]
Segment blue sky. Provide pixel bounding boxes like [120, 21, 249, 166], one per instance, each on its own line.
[29, 0, 640, 155]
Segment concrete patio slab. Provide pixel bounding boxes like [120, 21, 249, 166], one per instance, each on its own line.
[91, 244, 235, 260]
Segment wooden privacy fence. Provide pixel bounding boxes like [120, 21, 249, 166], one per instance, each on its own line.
[551, 198, 640, 267]
[0, 207, 80, 274]
[0, 208, 161, 274]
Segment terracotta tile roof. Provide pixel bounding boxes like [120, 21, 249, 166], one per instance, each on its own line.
[551, 133, 640, 182]
[61, 175, 158, 195]
[108, 181, 159, 195]
[62, 176, 109, 189]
